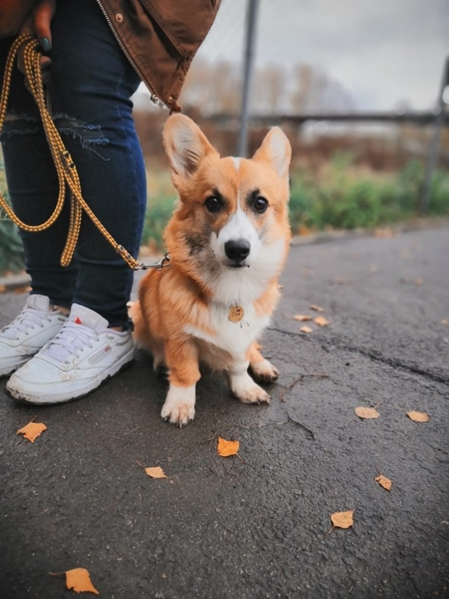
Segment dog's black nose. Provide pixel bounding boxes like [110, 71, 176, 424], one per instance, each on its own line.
[225, 239, 251, 262]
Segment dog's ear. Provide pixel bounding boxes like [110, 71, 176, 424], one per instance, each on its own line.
[252, 128, 291, 181]
[163, 114, 218, 178]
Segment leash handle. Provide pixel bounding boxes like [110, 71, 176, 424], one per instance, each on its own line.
[0, 34, 166, 272]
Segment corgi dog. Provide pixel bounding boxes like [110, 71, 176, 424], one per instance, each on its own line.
[131, 114, 291, 426]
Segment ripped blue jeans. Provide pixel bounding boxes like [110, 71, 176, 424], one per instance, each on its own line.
[0, 0, 146, 328]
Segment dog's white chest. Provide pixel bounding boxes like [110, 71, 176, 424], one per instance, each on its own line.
[184, 302, 270, 356]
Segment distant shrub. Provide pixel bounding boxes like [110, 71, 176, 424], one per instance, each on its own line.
[289, 157, 449, 234]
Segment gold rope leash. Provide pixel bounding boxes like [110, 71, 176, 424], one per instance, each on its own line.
[0, 33, 170, 271]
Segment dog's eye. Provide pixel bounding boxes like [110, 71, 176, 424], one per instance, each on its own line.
[253, 196, 268, 213]
[205, 196, 222, 213]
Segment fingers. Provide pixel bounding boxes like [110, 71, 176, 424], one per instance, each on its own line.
[17, 0, 56, 74]
[33, 0, 56, 52]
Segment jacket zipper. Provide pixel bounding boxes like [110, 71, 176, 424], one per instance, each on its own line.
[95, 0, 167, 109]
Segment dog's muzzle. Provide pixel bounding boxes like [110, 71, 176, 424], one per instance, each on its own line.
[224, 239, 250, 267]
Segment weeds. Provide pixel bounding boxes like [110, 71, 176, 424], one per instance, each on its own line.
[289, 156, 449, 234]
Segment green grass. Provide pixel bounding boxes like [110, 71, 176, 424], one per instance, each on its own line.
[1, 156, 448, 276]
[141, 171, 177, 250]
[289, 156, 449, 234]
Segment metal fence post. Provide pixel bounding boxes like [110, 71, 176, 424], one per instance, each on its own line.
[420, 56, 449, 213]
[237, 0, 259, 158]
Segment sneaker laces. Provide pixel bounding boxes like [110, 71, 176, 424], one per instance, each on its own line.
[0, 306, 53, 340]
[41, 321, 100, 363]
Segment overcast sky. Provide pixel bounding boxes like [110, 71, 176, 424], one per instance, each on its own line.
[195, 0, 449, 111]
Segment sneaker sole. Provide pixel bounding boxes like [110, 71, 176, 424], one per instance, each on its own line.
[5, 352, 135, 405]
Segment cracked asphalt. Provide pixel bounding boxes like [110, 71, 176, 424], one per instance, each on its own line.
[1, 226, 448, 599]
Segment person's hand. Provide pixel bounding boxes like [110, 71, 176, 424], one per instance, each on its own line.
[0, 0, 37, 39]
[17, 0, 56, 74]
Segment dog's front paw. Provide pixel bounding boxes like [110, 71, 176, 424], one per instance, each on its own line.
[230, 372, 270, 404]
[161, 383, 196, 427]
[250, 359, 279, 383]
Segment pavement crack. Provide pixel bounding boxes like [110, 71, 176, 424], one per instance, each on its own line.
[268, 326, 449, 387]
[286, 411, 315, 440]
[334, 342, 449, 386]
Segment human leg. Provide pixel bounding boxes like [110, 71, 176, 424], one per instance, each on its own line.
[0, 38, 77, 308]
[3, 0, 147, 399]
[0, 37, 74, 377]
[47, 0, 147, 328]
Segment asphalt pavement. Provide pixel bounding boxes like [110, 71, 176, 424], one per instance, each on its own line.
[1, 226, 448, 599]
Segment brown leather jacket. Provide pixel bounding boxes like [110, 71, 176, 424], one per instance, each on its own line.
[97, 0, 221, 111]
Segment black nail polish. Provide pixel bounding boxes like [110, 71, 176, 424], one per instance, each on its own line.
[40, 37, 52, 52]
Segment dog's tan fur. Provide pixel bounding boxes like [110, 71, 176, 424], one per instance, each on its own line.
[131, 114, 291, 426]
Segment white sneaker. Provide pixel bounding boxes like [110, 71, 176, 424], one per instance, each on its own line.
[6, 303, 134, 405]
[0, 294, 67, 377]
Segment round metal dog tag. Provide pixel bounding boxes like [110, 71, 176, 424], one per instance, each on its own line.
[229, 305, 244, 323]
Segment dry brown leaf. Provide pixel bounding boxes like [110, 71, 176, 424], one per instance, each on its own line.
[374, 228, 396, 238]
[51, 568, 99, 595]
[414, 278, 423, 287]
[310, 304, 324, 312]
[300, 325, 313, 334]
[17, 420, 47, 443]
[66, 568, 99, 595]
[355, 406, 380, 419]
[14, 285, 32, 294]
[217, 437, 239, 457]
[406, 411, 430, 423]
[331, 510, 354, 529]
[145, 466, 167, 479]
[375, 474, 392, 491]
[293, 314, 313, 322]
[333, 277, 348, 285]
[314, 316, 329, 327]
[441, 319, 449, 326]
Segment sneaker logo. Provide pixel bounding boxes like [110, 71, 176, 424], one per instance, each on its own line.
[89, 345, 111, 365]
[75, 317, 82, 325]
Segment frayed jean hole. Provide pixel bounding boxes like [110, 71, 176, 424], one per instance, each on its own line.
[54, 115, 110, 157]
[0, 112, 41, 140]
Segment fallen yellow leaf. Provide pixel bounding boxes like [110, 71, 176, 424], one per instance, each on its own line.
[314, 316, 329, 327]
[406, 411, 429, 423]
[331, 510, 354, 529]
[355, 406, 380, 419]
[145, 467, 167, 479]
[217, 437, 239, 457]
[375, 474, 392, 491]
[66, 568, 99, 595]
[17, 420, 47, 443]
[300, 325, 313, 334]
[50, 568, 99, 595]
[293, 314, 313, 322]
[310, 304, 324, 312]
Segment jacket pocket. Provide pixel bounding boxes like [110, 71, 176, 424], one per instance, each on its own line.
[137, 0, 220, 58]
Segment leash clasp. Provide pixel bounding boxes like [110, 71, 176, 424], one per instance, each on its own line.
[136, 252, 172, 271]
